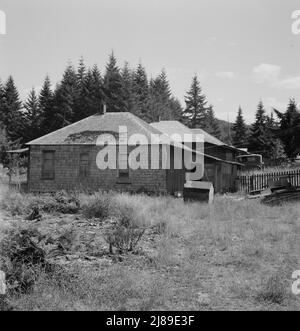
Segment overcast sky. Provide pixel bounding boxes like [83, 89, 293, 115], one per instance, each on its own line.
[0, 0, 300, 123]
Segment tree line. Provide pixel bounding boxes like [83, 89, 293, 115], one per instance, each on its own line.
[0, 52, 299, 162]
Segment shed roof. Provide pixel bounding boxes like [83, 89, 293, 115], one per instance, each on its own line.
[26, 112, 163, 145]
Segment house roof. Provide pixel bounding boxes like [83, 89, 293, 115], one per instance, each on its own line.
[150, 121, 201, 143]
[26, 112, 164, 145]
[190, 128, 225, 146]
[151, 121, 229, 146]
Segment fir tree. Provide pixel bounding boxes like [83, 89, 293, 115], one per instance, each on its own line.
[274, 98, 300, 160]
[1, 76, 23, 142]
[39, 75, 54, 134]
[103, 52, 125, 112]
[132, 62, 149, 119]
[248, 101, 272, 156]
[204, 105, 221, 139]
[183, 75, 207, 128]
[232, 106, 248, 148]
[23, 88, 42, 141]
[90, 64, 104, 114]
[53, 63, 78, 128]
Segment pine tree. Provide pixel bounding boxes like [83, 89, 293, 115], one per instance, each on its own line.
[73, 57, 88, 121]
[183, 75, 207, 128]
[249, 101, 272, 156]
[274, 98, 300, 160]
[120, 62, 139, 115]
[39, 76, 54, 134]
[0, 79, 5, 123]
[1, 76, 23, 142]
[232, 106, 248, 148]
[132, 62, 149, 119]
[53, 63, 78, 128]
[23, 88, 42, 141]
[204, 105, 221, 139]
[103, 52, 125, 112]
[90, 64, 104, 114]
[169, 97, 183, 121]
[147, 69, 174, 122]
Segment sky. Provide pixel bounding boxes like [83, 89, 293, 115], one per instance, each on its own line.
[0, 0, 300, 123]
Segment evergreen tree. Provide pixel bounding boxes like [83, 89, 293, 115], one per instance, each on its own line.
[270, 139, 287, 163]
[103, 52, 125, 112]
[169, 97, 183, 121]
[232, 106, 248, 148]
[248, 101, 272, 157]
[204, 105, 221, 139]
[1, 76, 23, 142]
[183, 75, 207, 128]
[274, 98, 300, 160]
[73, 57, 87, 121]
[39, 75, 54, 134]
[120, 62, 139, 115]
[132, 62, 149, 119]
[0, 79, 5, 114]
[23, 88, 42, 141]
[90, 64, 104, 114]
[53, 63, 78, 128]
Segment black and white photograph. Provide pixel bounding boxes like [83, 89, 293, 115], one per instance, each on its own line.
[0, 0, 299, 315]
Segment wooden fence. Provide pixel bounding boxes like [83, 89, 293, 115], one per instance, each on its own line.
[237, 169, 300, 193]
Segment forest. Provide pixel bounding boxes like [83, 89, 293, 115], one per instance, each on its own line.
[0, 52, 299, 164]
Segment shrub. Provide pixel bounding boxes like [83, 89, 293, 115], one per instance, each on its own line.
[104, 194, 147, 254]
[256, 274, 287, 305]
[0, 227, 49, 294]
[81, 192, 113, 220]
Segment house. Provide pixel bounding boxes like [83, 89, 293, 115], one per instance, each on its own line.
[26, 112, 243, 194]
[151, 121, 244, 193]
[26, 112, 195, 194]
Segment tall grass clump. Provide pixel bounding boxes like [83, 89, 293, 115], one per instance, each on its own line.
[80, 192, 113, 220]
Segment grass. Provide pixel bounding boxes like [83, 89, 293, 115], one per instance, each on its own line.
[0, 188, 299, 311]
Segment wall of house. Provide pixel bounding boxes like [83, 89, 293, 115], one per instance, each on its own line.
[28, 145, 168, 193]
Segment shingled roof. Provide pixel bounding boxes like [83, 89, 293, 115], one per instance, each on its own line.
[151, 121, 227, 146]
[26, 112, 163, 145]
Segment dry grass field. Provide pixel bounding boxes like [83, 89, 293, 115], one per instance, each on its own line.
[0, 182, 299, 311]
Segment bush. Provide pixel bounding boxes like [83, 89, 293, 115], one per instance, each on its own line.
[0, 227, 49, 294]
[104, 195, 146, 254]
[256, 274, 287, 305]
[1, 190, 80, 216]
[81, 192, 113, 220]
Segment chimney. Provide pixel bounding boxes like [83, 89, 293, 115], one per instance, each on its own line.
[103, 102, 107, 114]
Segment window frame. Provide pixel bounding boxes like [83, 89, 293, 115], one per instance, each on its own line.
[79, 152, 90, 178]
[41, 150, 55, 180]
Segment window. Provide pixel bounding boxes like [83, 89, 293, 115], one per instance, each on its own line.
[42, 151, 55, 180]
[79, 153, 90, 178]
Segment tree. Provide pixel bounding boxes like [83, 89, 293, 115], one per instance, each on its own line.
[39, 75, 54, 134]
[73, 57, 88, 121]
[103, 52, 125, 112]
[204, 105, 221, 139]
[53, 63, 78, 128]
[0, 79, 5, 115]
[132, 62, 149, 119]
[1, 76, 23, 142]
[232, 106, 248, 148]
[182, 75, 207, 128]
[270, 139, 287, 163]
[274, 98, 300, 160]
[23, 88, 43, 142]
[120, 62, 139, 115]
[248, 101, 273, 157]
